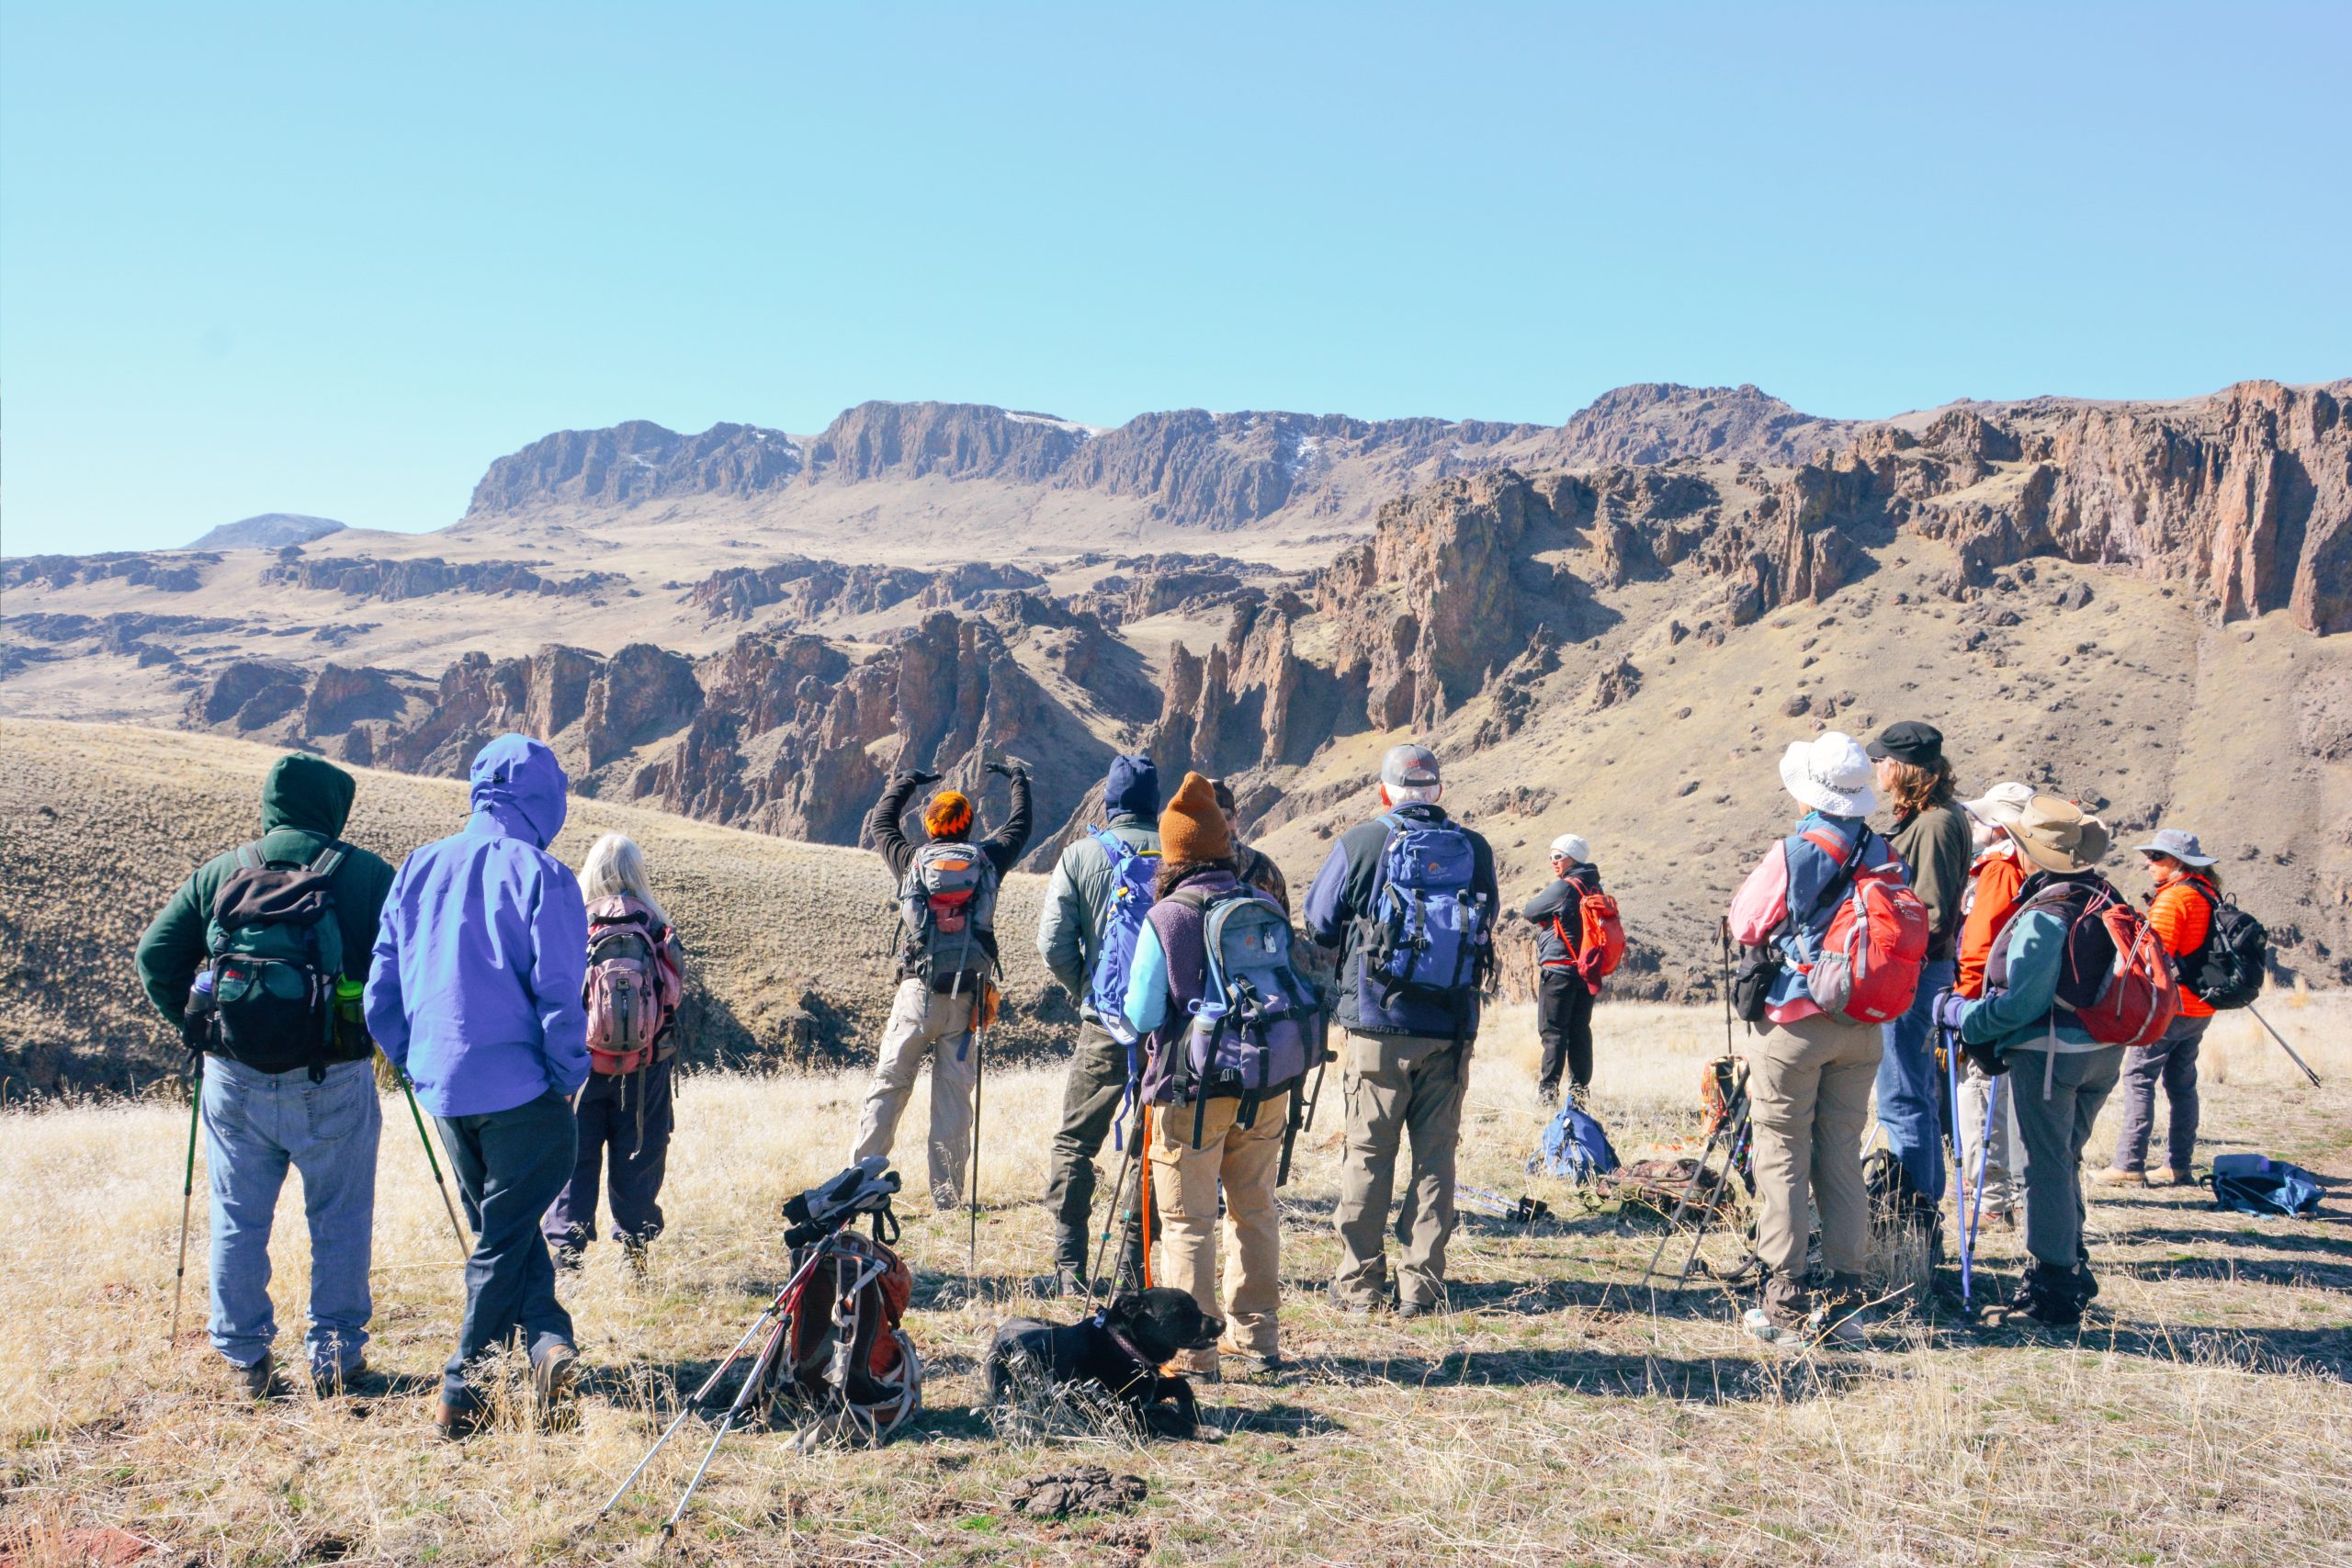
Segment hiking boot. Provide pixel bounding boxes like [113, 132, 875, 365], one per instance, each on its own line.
[435, 1397, 486, 1441]
[1742, 1305, 1804, 1344]
[2165, 1167, 2197, 1189]
[551, 1246, 584, 1273]
[1223, 1351, 1287, 1385]
[225, 1354, 276, 1400]
[1054, 1267, 1088, 1300]
[622, 1237, 650, 1280]
[2011, 1265, 2086, 1328]
[1327, 1282, 1385, 1316]
[2093, 1166, 2147, 1189]
[311, 1357, 367, 1397]
[1396, 1299, 1440, 1321]
[1536, 1080, 1559, 1106]
[530, 1341, 579, 1408]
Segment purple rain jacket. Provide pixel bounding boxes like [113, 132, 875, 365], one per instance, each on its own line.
[364, 734, 591, 1117]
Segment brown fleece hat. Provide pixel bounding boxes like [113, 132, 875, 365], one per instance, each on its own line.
[1159, 771, 1235, 863]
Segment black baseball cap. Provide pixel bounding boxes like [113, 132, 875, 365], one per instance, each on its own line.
[1866, 720, 1944, 765]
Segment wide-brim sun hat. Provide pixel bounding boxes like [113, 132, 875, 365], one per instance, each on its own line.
[1962, 780, 2035, 829]
[1778, 732, 1877, 818]
[2133, 827, 2217, 867]
[2013, 793, 2112, 874]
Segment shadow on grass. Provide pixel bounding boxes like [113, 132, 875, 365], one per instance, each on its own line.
[1304, 1345, 1868, 1404]
[2119, 1223, 2352, 1258]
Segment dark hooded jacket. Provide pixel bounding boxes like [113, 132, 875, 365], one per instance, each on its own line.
[363, 734, 591, 1116]
[865, 766, 1035, 978]
[136, 753, 396, 1032]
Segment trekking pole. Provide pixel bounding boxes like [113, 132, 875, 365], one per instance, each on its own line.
[662, 1314, 790, 1539]
[1640, 1066, 1747, 1288]
[1962, 1074, 2000, 1310]
[599, 1237, 830, 1519]
[2246, 1004, 2324, 1088]
[967, 988, 989, 1290]
[397, 1066, 470, 1259]
[1668, 1092, 1752, 1288]
[169, 1056, 204, 1347]
[1087, 1102, 1144, 1309]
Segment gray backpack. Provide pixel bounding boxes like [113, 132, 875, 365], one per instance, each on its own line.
[899, 840, 997, 989]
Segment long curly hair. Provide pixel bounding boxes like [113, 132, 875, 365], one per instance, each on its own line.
[1885, 755, 1957, 818]
[1155, 857, 1236, 899]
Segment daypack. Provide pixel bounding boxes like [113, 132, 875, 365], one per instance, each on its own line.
[2207, 1153, 2322, 1218]
[1162, 885, 1328, 1148]
[1531, 1101, 1621, 1183]
[899, 840, 998, 990]
[2178, 881, 2267, 1010]
[1733, 823, 1869, 1023]
[764, 1160, 922, 1445]
[1996, 874, 2181, 1047]
[582, 895, 683, 1076]
[197, 840, 358, 1077]
[1083, 829, 1161, 1043]
[1361, 814, 1489, 1025]
[1804, 835, 1932, 1025]
[1566, 889, 1627, 985]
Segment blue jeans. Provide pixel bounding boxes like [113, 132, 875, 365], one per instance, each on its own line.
[201, 1055, 381, 1373]
[436, 1089, 577, 1404]
[1876, 958, 1957, 1205]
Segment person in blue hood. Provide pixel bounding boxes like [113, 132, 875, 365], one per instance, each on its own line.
[365, 733, 590, 1438]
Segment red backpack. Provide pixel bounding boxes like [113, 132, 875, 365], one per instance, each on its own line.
[582, 895, 683, 1075]
[2027, 875, 2181, 1046]
[1555, 890, 1626, 986]
[1801, 831, 1931, 1025]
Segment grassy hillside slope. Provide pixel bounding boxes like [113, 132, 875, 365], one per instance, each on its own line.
[0, 721, 1057, 1094]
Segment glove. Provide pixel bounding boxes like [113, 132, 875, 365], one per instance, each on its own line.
[1962, 1033, 2008, 1078]
[986, 757, 1030, 781]
[899, 768, 941, 787]
[1931, 988, 1969, 1033]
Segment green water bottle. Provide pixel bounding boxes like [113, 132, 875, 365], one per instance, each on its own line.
[334, 976, 368, 1054]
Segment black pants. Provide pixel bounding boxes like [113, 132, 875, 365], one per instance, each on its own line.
[436, 1089, 577, 1404]
[1044, 1021, 1147, 1279]
[543, 1058, 673, 1253]
[1537, 968, 1594, 1098]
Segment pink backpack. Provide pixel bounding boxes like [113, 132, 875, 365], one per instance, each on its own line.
[1800, 830, 1931, 1025]
[582, 895, 682, 1075]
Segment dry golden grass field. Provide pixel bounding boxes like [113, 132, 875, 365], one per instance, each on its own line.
[3, 998, 2347, 1567]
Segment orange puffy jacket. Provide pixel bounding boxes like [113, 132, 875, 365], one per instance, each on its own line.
[1955, 843, 2027, 999]
[2147, 872, 2218, 1019]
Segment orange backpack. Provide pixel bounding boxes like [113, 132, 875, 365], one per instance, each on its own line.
[1571, 891, 1627, 983]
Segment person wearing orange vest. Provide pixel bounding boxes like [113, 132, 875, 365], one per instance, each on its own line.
[2098, 829, 2222, 1188]
[1953, 782, 2032, 1227]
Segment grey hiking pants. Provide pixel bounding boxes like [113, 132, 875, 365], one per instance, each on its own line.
[2110, 1013, 2209, 1176]
[1045, 1021, 1146, 1278]
[1333, 1030, 1464, 1313]
[851, 978, 978, 1209]
[2009, 1045, 2125, 1276]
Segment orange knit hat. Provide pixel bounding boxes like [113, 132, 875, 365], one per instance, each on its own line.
[1159, 771, 1234, 864]
[923, 789, 974, 839]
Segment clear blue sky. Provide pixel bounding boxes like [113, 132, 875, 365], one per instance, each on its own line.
[4, 3, 2346, 556]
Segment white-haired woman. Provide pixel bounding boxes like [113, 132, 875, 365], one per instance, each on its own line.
[542, 832, 684, 1274]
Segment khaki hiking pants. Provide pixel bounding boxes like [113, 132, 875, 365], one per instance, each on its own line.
[1957, 1059, 2022, 1216]
[1333, 1030, 1464, 1313]
[1747, 1011, 1882, 1313]
[851, 977, 978, 1209]
[1145, 1095, 1283, 1373]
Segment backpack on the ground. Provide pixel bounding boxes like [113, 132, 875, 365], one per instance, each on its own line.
[762, 1159, 921, 1445]
[1563, 888, 1626, 986]
[1164, 886, 1328, 1149]
[1531, 1101, 1621, 1184]
[197, 840, 356, 1077]
[2007, 874, 2181, 1047]
[582, 894, 683, 1076]
[1363, 814, 1489, 1011]
[2179, 881, 2267, 1010]
[1804, 836, 1932, 1025]
[2207, 1153, 2322, 1218]
[899, 840, 998, 989]
[1083, 829, 1161, 1044]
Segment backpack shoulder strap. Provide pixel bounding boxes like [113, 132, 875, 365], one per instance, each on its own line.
[234, 841, 266, 873]
[307, 842, 347, 878]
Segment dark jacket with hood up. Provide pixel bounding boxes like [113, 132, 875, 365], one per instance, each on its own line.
[136, 753, 397, 1033]
[363, 734, 591, 1117]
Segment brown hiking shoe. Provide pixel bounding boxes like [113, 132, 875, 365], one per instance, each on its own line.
[435, 1398, 486, 1441]
[225, 1354, 276, 1400]
[2092, 1166, 2147, 1188]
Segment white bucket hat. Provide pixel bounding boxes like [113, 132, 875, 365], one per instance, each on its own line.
[1549, 833, 1590, 863]
[1778, 731, 1878, 818]
[1962, 780, 2035, 829]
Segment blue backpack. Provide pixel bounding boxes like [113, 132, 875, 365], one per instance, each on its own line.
[1532, 1102, 1621, 1184]
[1360, 813, 1489, 1032]
[2208, 1154, 2322, 1218]
[1083, 829, 1161, 1046]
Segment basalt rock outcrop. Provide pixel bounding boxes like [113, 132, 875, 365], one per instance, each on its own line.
[685, 557, 1046, 625]
[367, 641, 703, 784]
[3, 552, 211, 592]
[264, 555, 628, 602]
[466, 420, 806, 514]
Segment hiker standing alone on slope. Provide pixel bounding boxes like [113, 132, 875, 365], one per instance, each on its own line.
[364, 734, 590, 1438]
[543, 832, 685, 1276]
[1868, 722, 1971, 1245]
[136, 752, 397, 1399]
[1520, 832, 1606, 1108]
[2098, 829, 2225, 1190]
[852, 760, 1034, 1210]
[1305, 743, 1497, 1318]
[1035, 754, 1161, 1296]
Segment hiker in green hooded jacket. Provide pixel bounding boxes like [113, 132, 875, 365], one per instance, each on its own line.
[135, 754, 398, 1398]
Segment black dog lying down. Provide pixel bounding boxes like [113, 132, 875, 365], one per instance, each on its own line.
[987, 1288, 1223, 1433]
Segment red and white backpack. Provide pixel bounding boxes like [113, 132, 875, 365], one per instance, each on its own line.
[1799, 829, 1931, 1025]
[582, 894, 684, 1075]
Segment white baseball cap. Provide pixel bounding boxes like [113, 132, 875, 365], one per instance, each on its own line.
[1549, 834, 1590, 863]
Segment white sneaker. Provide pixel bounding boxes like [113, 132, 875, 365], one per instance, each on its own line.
[1742, 1307, 1784, 1343]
